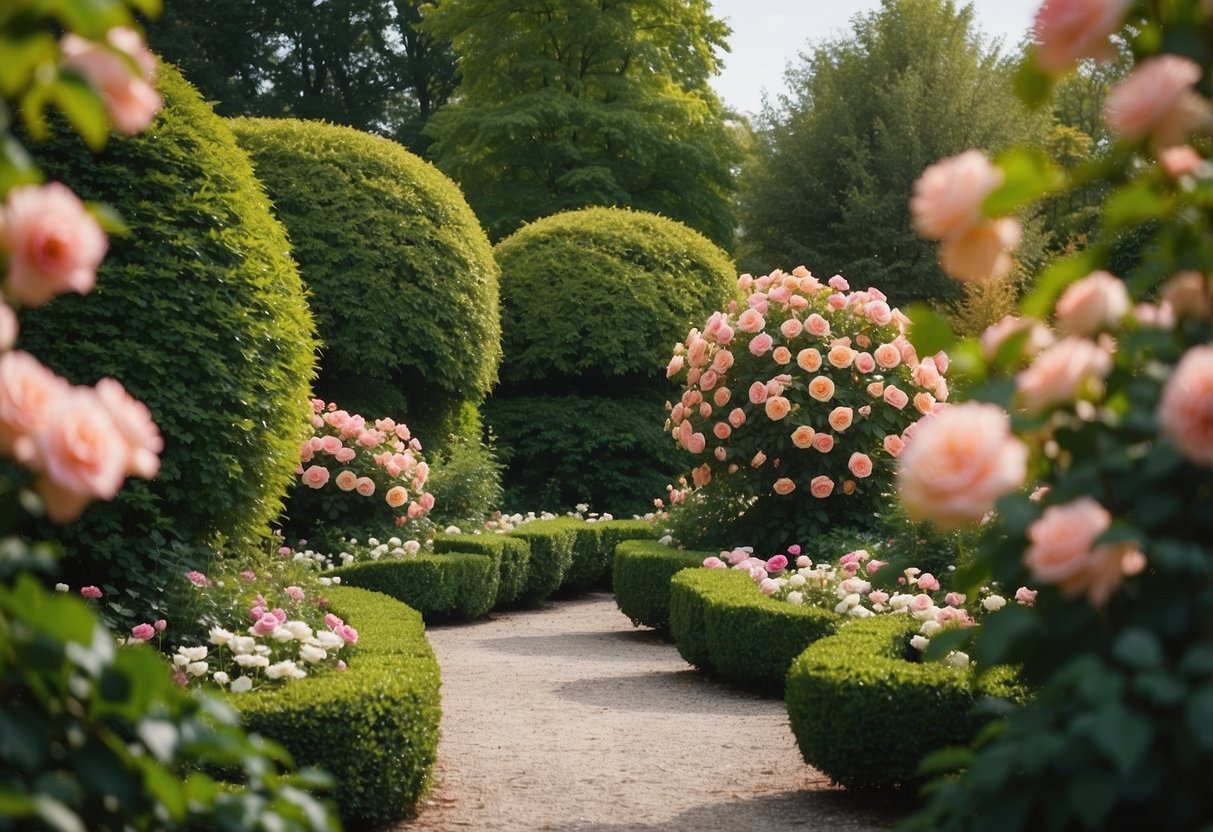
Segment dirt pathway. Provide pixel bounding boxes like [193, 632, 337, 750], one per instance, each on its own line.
[401, 593, 901, 831]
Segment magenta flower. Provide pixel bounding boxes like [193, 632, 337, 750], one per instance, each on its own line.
[80, 585, 102, 599]
[130, 623, 155, 641]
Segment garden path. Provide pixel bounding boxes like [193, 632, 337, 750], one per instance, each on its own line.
[401, 592, 901, 831]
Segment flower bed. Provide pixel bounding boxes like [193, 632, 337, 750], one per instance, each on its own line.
[612, 540, 715, 633]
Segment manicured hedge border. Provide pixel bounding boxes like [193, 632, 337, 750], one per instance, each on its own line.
[785, 615, 1024, 791]
[234, 586, 441, 827]
[329, 554, 498, 621]
[613, 541, 713, 633]
[506, 519, 578, 603]
[433, 533, 530, 606]
[561, 519, 660, 593]
[669, 567, 838, 692]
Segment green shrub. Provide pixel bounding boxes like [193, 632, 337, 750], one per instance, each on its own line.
[613, 540, 711, 633]
[433, 532, 530, 606]
[230, 117, 501, 447]
[424, 430, 505, 528]
[235, 585, 441, 826]
[669, 567, 838, 692]
[328, 554, 498, 621]
[785, 616, 1023, 791]
[19, 64, 317, 618]
[506, 519, 578, 604]
[594, 519, 659, 585]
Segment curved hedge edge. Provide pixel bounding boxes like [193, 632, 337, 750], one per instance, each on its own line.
[785, 615, 1024, 791]
[593, 519, 660, 588]
[612, 541, 712, 633]
[232, 585, 441, 827]
[433, 533, 530, 606]
[668, 567, 838, 693]
[329, 553, 498, 621]
[506, 519, 577, 604]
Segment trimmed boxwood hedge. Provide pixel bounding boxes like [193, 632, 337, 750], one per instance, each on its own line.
[231, 117, 501, 446]
[785, 615, 1024, 791]
[19, 64, 317, 617]
[669, 567, 838, 692]
[613, 541, 713, 633]
[234, 585, 441, 827]
[433, 533, 530, 606]
[506, 519, 578, 604]
[557, 518, 660, 594]
[329, 554, 499, 621]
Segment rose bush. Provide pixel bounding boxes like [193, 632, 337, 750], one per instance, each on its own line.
[665, 267, 948, 549]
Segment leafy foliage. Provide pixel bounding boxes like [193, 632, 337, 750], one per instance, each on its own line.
[328, 554, 498, 621]
[231, 117, 501, 447]
[420, 0, 741, 246]
[612, 540, 712, 633]
[506, 519, 578, 604]
[17, 65, 318, 618]
[432, 533, 530, 605]
[423, 431, 505, 528]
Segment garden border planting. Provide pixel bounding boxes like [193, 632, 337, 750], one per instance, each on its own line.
[613, 541, 713, 633]
[433, 533, 531, 606]
[329, 554, 499, 621]
[561, 518, 661, 593]
[506, 519, 578, 603]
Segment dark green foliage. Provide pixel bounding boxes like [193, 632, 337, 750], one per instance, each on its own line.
[236, 585, 442, 826]
[669, 567, 838, 692]
[555, 518, 657, 594]
[0, 554, 338, 832]
[433, 533, 530, 606]
[424, 430, 505, 527]
[592, 519, 659, 585]
[328, 554, 498, 621]
[613, 540, 711, 633]
[230, 117, 501, 447]
[786, 616, 1023, 791]
[506, 519, 578, 604]
[18, 65, 317, 616]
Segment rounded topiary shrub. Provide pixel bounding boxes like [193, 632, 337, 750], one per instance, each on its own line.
[488, 207, 737, 514]
[230, 117, 502, 446]
[19, 63, 317, 615]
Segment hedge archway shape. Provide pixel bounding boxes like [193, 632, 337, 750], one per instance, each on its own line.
[230, 117, 502, 444]
[19, 63, 318, 613]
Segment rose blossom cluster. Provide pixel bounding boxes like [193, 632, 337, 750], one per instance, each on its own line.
[666, 267, 947, 517]
[298, 398, 434, 527]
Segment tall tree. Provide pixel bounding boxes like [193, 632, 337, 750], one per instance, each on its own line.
[737, 0, 1046, 305]
[419, 0, 740, 247]
[145, 0, 457, 151]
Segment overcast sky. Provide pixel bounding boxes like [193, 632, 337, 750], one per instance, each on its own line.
[708, 0, 1043, 117]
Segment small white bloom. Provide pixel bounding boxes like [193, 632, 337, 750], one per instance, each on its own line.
[445, 525, 462, 535]
[271, 626, 296, 643]
[658, 535, 673, 546]
[229, 676, 253, 693]
[341, 553, 354, 565]
[299, 644, 327, 663]
[285, 620, 313, 641]
[179, 645, 208, 662]
[254, 643, 271, 655]
[186, 661, 209, 677]
[228, 636, 256, 655]
[265, 660, 306, 680]
[54, 583, 69, 592]
[889, 594, 913, 611]
[315, 630, 344, 649]
[920, 620, 942, 637]
[576, 503, 589, 513]
[208, 627, 234, 646]
[910, 635, 930, 651]
[788, 574, 806, 588]
[173, 653, 189, 667]
[786, 591, 804, 605]
[319, 577, 333, 586]
[331, 576, 341, 584]
[234, 653, 269, 668]
[389, 537, 402, 546]
[212, 671, 230, 686]
[848, 605, 875, 618]
[982, 594, 1007, 612]
[368, 537, 380, 547]
[404, 540, 421, 555]
[944, 651, 971, 668]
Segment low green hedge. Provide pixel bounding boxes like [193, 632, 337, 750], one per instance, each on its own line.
[433, 533, 530, 606]
[669, 568, 838, 692]
[593, 519, 660, 586]
[329, 554, 499, 621]
[613, 541, 712, 633]
[558, 518, 659, 594]
[785, 615, 1024, 791]
[234, 585, 441, 827]
[506, 519, 578, 604]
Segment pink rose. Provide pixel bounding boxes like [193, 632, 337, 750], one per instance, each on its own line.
[1104, 55, 1206, 147]
[749, 333, 774, 356]
[848, 452, 873, 478]
[0, 351, 68, 456]
[1158, 345, 1213, 466]
[703, 556, 726, 569]
[812, 432, 834, 454]
[938, 218, 1022, 283]
[748, 381, 768, 405]
[883, 434, 905, 458]
[1024, 498, 1128, 604]
[154, 619, 167, 632]
[780, 319, 803, 339]
[419, 492, 435, 511]
[867, 381, 885, 398]
[728, 407, 746, 428]
[909, 594, 934, 614]
[0, 183, 107, 307]
[810, 475, 835, 498]
[1016, 337, 1113, 414]
[828, 275, 850, 291]
[186, 571, 210, 587]
[773, 477, 796, 496]
[914, 392, 936, 414]
[854, 352, 876, 374]
[805, 314, 830, 338]
[713, 387, 732, 407]
[252, 613, 279, 636]
[1159, 145, 1205, 179]
[1032, 0, 1129, 73]
[94, 378, 162, 479]
[797, 348, 823, 372]
[910, 150, 1002, 241]
[0, 302, 17, 351]
[807, 375, 835, 402]
[699, 370, 718, 391]
[737, 308, 766, 333]
[335, 470, 357, 491]
[1015, 586, 1038, 605]
[945, 592, 966, 607]
[764, 396, 791, 421]
[687, 337, 709, 368]
[285, 585, 305, 601]
[896, 402, 1028, 530]
[1162, 271, 1213, 319]
[858, 405, 871, 418]
[883, 385, 909, 410]
[320, 435, 343, 455]
[711, 349, 735, 373]
[828, 406, 853, 432]
[386, 485, 408, 508]
[1055, 271, 1130, 336]
[686, 432, 706, 454]
[130, 623, 155, 641]
[873, 343, 901, 370]
[717, 324, 734, 344]
[790, 425, 816, 448]
[324, 409, 351, 430]
[767, 554, 789, 572]
[355, 476, 375, 497]
[61, 27, 161, 135]
[772, 346, 792, 365]
[751, 451, 767, 468]
[981, 314, 1054, 360]
[666, 355, 684, 378]
[866, 301, 893, 326]
[301, 465, 331, 490]
[917, 573, 940, 592]
[713, 422, 732, 441]
[912, 358, 941, 390]
[80, 585, 102, 599]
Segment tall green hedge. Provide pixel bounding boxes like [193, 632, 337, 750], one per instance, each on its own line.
[19, 64, 317, 616]
[231, 117, 501, 444]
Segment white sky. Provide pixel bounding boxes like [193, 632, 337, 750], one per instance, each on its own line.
[709, 0, 1043, 117]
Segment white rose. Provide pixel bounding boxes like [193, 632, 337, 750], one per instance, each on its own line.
[786, 591, 804, 605]
[920, 620, 942, 637]
[315, 630, 344, 650]
[331, 576, 341, 585]
[944, 651, 971, 668]
[789, 574, 806, 588]
[212, 671, 230, 686]
[54, 583, 69, 592]
[910, 635, 930, 651]
[172, 654, 189, 667]
[982, 594, 1007, 612]
[234, 653, 269, 668]
[208, 627, 234, 646]
[186, 661, 209, 677]
[229, 676, 253, 693]
[179, 645, 208, 662]
[271, 626, 295, 643]
[228, 636, 256, 655]
[389, 537, 402, 546]
[285, 620, 313, 641]
[266, 660, 305, 680]
[299, 644, 327, 664]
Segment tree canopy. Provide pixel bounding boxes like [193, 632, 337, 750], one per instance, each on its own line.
[737, 0, 1046, 305]
[420, 0, 741, 247]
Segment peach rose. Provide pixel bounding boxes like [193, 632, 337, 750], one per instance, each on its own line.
[1158, 345, 1213, 466]
[842, 479, 857, 495]
[1016, 336, 1113, 414]
[713, 386, 732, 407]
[386, 485, 408, 508]
[687, 368, 701, 386]
[355, 476, 375, 497]
[810, 475, 835, 498]
[714, 446, 727, 461]
[0, 301, 17, 351]
[854, 352, 876, 374]
[1159, 145, 1205, 179]
[812, 433, 835, 453]
[848, 452, 873, 478]
[873, 343, 901, 369]
[0, 183, 108, 307]
[698, 402, 712, 420]
[301, 465, 331, 490]
[94, 377, 162, 479]
[1105, 55, 1207, 148]
[883, 434, 905, 458]
[737, 308, 766, 333]
[828, 406, 853, 432]
[1023, 497, 1110, 590]
[773, 477, 796, 496]
[866, 301, 892, 326]
[1055, 271, 1130, 336]
[335, 470, 358, 491]
[911, 358, 941, 390]
[713, 422, 732, 441]
[765, 396, 791, 421]
[805, 314, 830, 337]
[1032, 0, 1130, 73]
[797, 348, 823, 372]
[687, 337, 709, 368]
[981, 314, 1054, 361]
[61, 27, 162, 135]
[827, 344, 857, 369]
[910, 150, 1002, 241]
[0, 351, 69, 456]
[780, 319, 803, 339]
[728, 407, 746, 428]
[687, 432, 706, 454]
[896, 402, 1028, 530]
[914, 392, 936, 414]
[883, 385, 909, 410]
[867, 381, 885, 398]
[748, 381, 768, 404]
[766, 374, 791, 397]
[699, 370, 718, 391]
[938, 218, 1022, 283]
[807, 375, 835, 402]
[692, 464, 712, 488]
[751, 451, 767, 468]
[749, 333, 774, 356]
[711, 349, 735, 373]
[788, 426, 813, 449]
[1161, 271, 1213, 320]
[772, 346, 792, 365]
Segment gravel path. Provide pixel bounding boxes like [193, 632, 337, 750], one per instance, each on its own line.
[401, 593, 901, 831]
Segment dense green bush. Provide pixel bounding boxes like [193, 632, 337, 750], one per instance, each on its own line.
[19, 64, 317, 617]
[669, 567, 838, 692]
[613, 541, 712, 633]
[506, 519, 578, 604]
[785, 616, 1023, 791]
[593, 519, 660, 584]
[328, 553, 498, 621]
[556, 518, 658, 594]
[433, 533, 530, 606]
[235, 585, 441, 826]
[231, 117, 501, 446]
[424, 431, 505, 528]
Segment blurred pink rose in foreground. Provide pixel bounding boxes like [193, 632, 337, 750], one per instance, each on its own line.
[1158, 345, 1213, 467]
[61, 27, 162, 135]
[938, 217, 1022, 283]
[1024, 497, 1144, 606]
[1032, 0, 1129, 73]
[1104, 55, 1208, 149]
[1016, 336, 1113, 414]
[0, 182, 107, 307]
[910, 150, 1002, 241]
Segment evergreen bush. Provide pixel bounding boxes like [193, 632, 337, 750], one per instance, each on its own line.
[613, 540, 713, 633]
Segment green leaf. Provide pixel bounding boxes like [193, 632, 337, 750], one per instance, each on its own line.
[907, 302, 956, 356]
[984, 147, 1066, 216]
[0, 32, 58, 98]
[922, 626, 973, 663]
[1102, 180, 1171, 232]
[1091, 705, 1151, 775]
[1067, 769, 1119, 830]
[1012, 51, 1054, 109]
[1186, 685, 1213, 750]
[974, 604, 1039, 666]
[49, 74, 111, 153]
[1113, 628, 1163, 670]
[915, 745, 974, 776]
[0, 707, 50, 772]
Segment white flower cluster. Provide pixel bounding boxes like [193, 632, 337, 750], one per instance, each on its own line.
[172, 618, 350, 693]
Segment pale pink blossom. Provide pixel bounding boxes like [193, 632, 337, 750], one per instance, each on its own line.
[737, 308, 765, 333]
[1161, 271, 1213, 319]
[728, 408, 746, 428]
[911, 150, 1003, 241]
[0, 183, 107, 307]
[666, 355, 684, 377]
[301, 465, 330, 490]
[883, 385, 909, 410]
[805, 314, 830, 338]
[80, 585, 102, 599]
[809, 475, 835, 498]
[0, 351, 67, 456]
[749, 333, 774, 356]
[0, 301, 17, 351]
[1015, 586, 1038, 605]
[1159, 145, 1205, 178]
[981, 315, 1054, 361]
[94, 378, 161, 479]
[1032, 0, 1129, 73]
[780, 318, 803, 339]
[713, 386, 731, 407]
[61, 27, 161, 135]
[866, 301, 893, 326]
[848, 452, 873, 478]
[1158, 345, 1213, 466]
[773, 477, 796, 495]
[883, 434, 905, 458]
[938, 218, 1022, 283]
[812, 433, 835, 454]
[686, 432, 706, 454]
[130, 623, 154, 641]
[711, 349, 734, 373]
[1055, 271, 1130, 336]
[914, 392, 936, 414]
[917, 573, 940, 592]
[797, 348, 823, 372]
[1023, 498, 1139, 605]
[854, 352, 876, 374]
[1016, 336, 1113, 413]
[748, 381, 768, 405]
[873, 343, 901, 369]
[867, 381, 885, 398]
[1104, 55, 1208, 148]
[750, 451, 767, 468]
